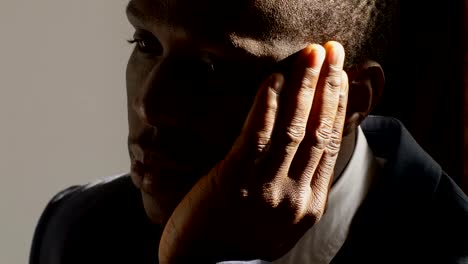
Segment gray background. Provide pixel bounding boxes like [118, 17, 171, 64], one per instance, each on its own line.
[0, 1, 132, 263]
[1, 1, 466, 263]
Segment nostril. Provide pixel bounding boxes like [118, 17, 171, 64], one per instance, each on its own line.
[133, 99, 149, 122]
[131, 160, 145, 176]
[132, 96, 156, 125]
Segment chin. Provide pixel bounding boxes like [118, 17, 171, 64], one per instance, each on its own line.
[140, 189, 183, 226]
[130, 166, 203, 225]
[127, 140, 226, 223]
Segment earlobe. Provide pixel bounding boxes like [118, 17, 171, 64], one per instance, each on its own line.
[343, 60, 385, 135]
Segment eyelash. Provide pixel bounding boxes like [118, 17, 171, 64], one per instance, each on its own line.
[127, 32, 163, 55]
[127, 38, 149, 54]
[127, 32, 220, 77]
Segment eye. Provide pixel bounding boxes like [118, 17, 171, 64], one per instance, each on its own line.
[196, 56, 216, 75]
[189, 52, 227, 79]
[128, 30, 163, 56]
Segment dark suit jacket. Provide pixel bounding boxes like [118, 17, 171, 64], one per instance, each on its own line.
[29, 116, 468, 264]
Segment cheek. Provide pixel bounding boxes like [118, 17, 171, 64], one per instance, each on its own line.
[125, 51, 156, 105]
[126, 52, 141, 106]
[192, 94, 255, 153]
[126, 56, 143, 129]
[186, 76, 260, 148]
[126, 51, 161, 130]
[211, 95, 252, 129]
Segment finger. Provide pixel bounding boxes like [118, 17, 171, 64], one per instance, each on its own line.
[309, 71, 349, 212]
[262, 44, 326, 182]
[233, 73, 284, 161]
[289, 41, 345, 185]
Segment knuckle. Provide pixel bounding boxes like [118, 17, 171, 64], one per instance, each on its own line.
[300, 76, 313, 90]
[302, 211, 320, 225]
[255, 134, 271, 155]
[283, 123, 307, 146]
[280, 193, 308, 223]
[268, 83, 281, 96]
[337, 99, 347, 113]
[260, 182, 283, 208]
[325, 125, 343, 156]
[313, 122, 333, 150]
[301, 68, 320, 88]
[305, 67, 321, 79]
[307, 205, 325, 223]
[326, 137, 342, 156]
[317, 121, 333, 138]
[324, 68, 342, 90]
[260, 179, 311, 224]
[328, 64, 343, 75]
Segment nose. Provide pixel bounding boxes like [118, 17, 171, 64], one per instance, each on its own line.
[132, 58, 184, 127]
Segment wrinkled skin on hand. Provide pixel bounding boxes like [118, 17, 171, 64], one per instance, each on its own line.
[158, 41, 349, 263]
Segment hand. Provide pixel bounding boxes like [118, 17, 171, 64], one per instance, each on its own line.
[158, 41, 349, 263]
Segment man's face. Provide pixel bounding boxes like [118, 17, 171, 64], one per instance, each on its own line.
[126, 0, 305, 224]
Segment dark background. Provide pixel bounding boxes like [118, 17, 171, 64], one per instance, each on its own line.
[370, 0, 466, 192]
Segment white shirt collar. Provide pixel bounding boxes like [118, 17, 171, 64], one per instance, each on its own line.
[274, 126, 380, 264]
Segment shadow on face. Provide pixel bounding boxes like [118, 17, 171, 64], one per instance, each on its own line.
[124, 0, 384, 224]
[125, 0, 302, 224]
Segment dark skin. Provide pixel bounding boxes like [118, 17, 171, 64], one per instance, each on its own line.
[125, 0, 385, 262]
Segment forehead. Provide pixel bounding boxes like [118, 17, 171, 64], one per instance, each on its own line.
[127, 0, 307, 60]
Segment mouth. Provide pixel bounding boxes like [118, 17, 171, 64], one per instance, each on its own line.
[129, 144, 201, 191]
[128, 125, 231, 194]
[129, 143, 182, 169]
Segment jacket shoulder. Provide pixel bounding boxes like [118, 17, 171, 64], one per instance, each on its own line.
[431, 172, 468, 262]
[29, 174, 158, 264]
[337, 116, 468, 263]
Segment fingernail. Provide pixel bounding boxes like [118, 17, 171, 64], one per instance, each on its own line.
[308, 44, 326, 69]
[270, 74, 284, 94]
[328, 43, 344, 66]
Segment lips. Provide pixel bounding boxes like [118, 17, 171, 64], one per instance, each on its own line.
[129, 146, 196, 177]
[129, 124, 210, 162]
[129, 143, 177, 167]
[128, 124, 232, 195]
[128, 137, 214, 196]
[129, 143, 198, 189]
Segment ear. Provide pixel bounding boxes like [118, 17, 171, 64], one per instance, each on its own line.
[343, 60, 385, 135]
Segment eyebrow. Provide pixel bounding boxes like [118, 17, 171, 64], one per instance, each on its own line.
[126, 1, 161, 27]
